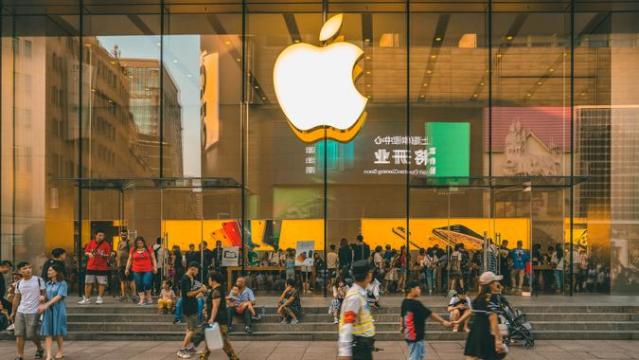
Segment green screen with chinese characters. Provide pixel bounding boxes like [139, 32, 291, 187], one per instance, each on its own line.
[425, 122, 470, 177]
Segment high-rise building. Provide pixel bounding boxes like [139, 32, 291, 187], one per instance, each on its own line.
[119, 58, 183, 177]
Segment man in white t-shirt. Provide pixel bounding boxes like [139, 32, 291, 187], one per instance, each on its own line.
[10, 261, 45, 359]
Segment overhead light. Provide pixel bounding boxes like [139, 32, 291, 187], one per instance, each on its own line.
[367, 95, 372, 98]
[365, 56, 371, 60]
[366, 84, 371, 87]
[496, 53, 502, 58]
[426, 70, 432, 74]
[506, 35, 513, 40]
[294, 40, 300, 43]
[236, 58, 241, 62]
[580, 92, 586, 96]
[473, 93, 478, 98]
[526, 93, 532, 97]
[423, 83, 428, 87]
[420, 95, 425, 98]
[224, 40, 231, 45]
[480, 82, 485, 86]
[458, 33, 477, 49]
[262, 97, 266, 101]
[109, 60, 116, 65]
[366, 71, 371, 75]
[254, 85, 259, 89]
[430, 55, 437, 59]
[364, 38, 370, 43]
[549, 68, 555, 72]
[435, 37, 442, 42]
[537, 81, 542, 85]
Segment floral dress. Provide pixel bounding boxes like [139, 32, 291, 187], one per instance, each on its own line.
[40, 280, 68, 337]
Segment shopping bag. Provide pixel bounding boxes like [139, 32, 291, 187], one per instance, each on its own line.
[205, 322, 224, 351]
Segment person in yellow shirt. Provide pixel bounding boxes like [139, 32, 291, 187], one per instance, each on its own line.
[338, 260, 375, 360]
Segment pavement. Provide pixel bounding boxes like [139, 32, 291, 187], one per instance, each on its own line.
[1, 340, 639, 360]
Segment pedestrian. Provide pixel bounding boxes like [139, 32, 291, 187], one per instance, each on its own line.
[199, 271, 238, 360]
[39, 264, 67, 360]
[337, 260, 375, 360]
[510, 240, 529, 294]
[0, 260, 13, 314]
[177, 262, 207, 359]
[125, 236, 158, 306]
[401, 280, 451, 360]
[153, 237, 166, 295]
[79, 229, 112, 305]
[456, 271, 507, 360]
[10, 261, 45, 360]
[116, 231, 134, 302]
[40, 248, 67, 280]
[422, 249, 437, 295]
[338, 238, 353, 280]
[277, 278, 301, 324]
[327, 244, 339, 288]
[330, 277, 348, 324]
[352, 235, 370, 262]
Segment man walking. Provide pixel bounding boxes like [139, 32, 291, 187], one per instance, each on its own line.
[510, 240, 529, 293]
[177, 262, 207, 359]
[338, 260, 375, 360]
[401, 280, 451, 360]
[10, 261, 45, 360]
[199, 272, 238, 360]
[79, 229, 112, 305]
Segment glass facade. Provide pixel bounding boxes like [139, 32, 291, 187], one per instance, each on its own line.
[1, 1, 638, 296]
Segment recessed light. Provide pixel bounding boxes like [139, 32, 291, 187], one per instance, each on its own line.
[431, 55, 437, 59]
[236, 58, 241, 62]
[580, 92, 586, 96]
[365, 56, 371, 60]
[364, 38, 370, 42]
[294, 40, 300, 43]
[420, 95, 425, 98]
[526, 93, 532, 97]
[426, 70, 432, 74]
[537, 81, 542, 85]
[224, 40, 231, 45]
[254, 85, 259, 89]
[480, 82, 484, 86]
[366, 84, 371, 87]
[496, 53, 502, 58]
[506, 35, 513, 40]
[262, 97, 266, 101]
[366, 71, 371, 75]
[549, 68, 555, 72]
[423, 83, 428, 87]
[435, 37, 442, 42]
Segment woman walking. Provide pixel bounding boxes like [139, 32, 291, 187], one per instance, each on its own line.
[125, 236, 158, 306]
[39, 264, 67, 360]
[455, 271, 507, 360]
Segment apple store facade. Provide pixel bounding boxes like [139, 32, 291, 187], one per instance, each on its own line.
[2, 0, 639, 296]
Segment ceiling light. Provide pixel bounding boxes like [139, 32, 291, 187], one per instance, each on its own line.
[480, 82, 484, 86]
[420, 95, 425, 98]
[366, 71, 371, 75]
[435, 37, 442, 42]
[496, 53, 502, 58]
[526, 93, 532, 97]
[580, 92, 586, 96]
[224, 40, 231, 45]
[236, 58, 241, 62]
[473, 94, 478, 98]
[427, 70, 432, 74]
[537, 81, 542, 85]
[254, 85, 259, 89]
[156, 42, 161, 47]
[431, 55, 437, 59]
[366, 84, 371, 87]
[262, 97, 266, 101]
[364, 38, 370, 42]
[506, 35, 513, 40]
[294, 40, 300, 43]
[423, 83, 428, 87]
[549, 68, 555, 72]
[365, 56, 371, 60]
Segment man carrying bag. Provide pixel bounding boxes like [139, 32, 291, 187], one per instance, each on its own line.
[338, 260, 376, 360]
[197, 271, 238, 360]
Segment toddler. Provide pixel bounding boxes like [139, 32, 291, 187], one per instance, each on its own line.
[158, 280, 176, 314]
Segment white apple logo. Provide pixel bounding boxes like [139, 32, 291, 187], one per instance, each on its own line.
[273, 14, 368, 143]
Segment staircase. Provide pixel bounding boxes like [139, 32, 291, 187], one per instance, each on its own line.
[10, 303, 636, 341]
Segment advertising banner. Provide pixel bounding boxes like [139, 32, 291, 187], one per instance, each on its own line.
[221, 247, 240, 267]
[295, 240, 315, 266]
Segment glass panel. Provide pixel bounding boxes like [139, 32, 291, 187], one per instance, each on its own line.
[82, 12, 161, 178]
[1, 14, 80, 281]
[409, 8, 488, 295]
[325, 8, 407, 296]
[246, 9, 325, 294]
[575, 2, 639, 294]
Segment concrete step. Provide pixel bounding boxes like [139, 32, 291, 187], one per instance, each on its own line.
[2, 329, 635, 342]
[65, 312, 635, 323]
[65, 320, 639, 332]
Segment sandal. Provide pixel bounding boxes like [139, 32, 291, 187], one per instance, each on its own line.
[54, 354, 64, 359]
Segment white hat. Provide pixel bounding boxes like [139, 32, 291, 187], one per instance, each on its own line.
[479, 271, 503, 286]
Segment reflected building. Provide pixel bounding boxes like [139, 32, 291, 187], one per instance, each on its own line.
[119, 58, 183, 177]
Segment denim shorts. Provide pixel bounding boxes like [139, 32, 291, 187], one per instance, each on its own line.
[132, 271, 153, 292]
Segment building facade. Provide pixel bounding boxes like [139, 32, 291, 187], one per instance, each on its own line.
[1, 0, 638, 296]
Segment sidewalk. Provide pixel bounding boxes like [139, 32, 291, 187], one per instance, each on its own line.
[1, 340, 638, 360]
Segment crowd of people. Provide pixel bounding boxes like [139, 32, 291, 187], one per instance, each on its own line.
[0, 229, 614, 360]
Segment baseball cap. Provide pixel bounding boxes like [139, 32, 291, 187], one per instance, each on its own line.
[351, 260, 372, 277]
[479, 271, 503, 286]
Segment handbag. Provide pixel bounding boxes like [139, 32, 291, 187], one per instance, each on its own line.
[205, 322, 224, 351]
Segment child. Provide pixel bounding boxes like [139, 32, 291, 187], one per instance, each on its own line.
[226, 286, 240, 307]
[329, 277, 348, 324]
[401, 280, 451, 360]
[448, 287, 471, 332]
[157, 280, 176, 314]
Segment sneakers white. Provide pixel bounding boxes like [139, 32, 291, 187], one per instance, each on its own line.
[96, 296, 104, 305]
[78, 297, 91, 305]
[176, 349, 192, 359]
[290, 319, 299, 325]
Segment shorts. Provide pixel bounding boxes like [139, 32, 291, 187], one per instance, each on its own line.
[14, 312, 40, 339]
[85, 274, 108, 285]
[185, 313, 199, 331]
[118, 267, 133, 282]
[132, 271, 153, 292]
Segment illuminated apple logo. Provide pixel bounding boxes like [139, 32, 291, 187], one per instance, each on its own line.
[273, 14, 367, 143]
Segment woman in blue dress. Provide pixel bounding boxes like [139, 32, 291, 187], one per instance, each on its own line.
[38, 264, 67, 360]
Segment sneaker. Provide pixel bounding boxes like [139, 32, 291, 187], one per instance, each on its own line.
[138, 300, 145, 306]
[245, 326, 253, 335]
[176, 349, 191, 359]
[227, 325, 233, 333]
[290, 319, 299, 325]
[173, 319, 182, 325]
[279, 318, 288, 324]
[333, 318, 339, 324]
[78, 298, 91, 305]
[35, 348, 44, 359]
[96, 296, 104, 305]
[187, 344, 196, 353]
[251, 314, 261, 321]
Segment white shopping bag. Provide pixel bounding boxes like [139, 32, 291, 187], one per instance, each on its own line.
[205, 323, 224, 351]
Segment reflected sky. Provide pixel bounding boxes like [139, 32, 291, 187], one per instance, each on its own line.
[98, 35, 201, 177]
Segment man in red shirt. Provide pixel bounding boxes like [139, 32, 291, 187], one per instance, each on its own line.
[79, 230, 112, 305]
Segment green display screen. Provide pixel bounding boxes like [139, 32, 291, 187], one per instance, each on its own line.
[425, 122, 470, 178]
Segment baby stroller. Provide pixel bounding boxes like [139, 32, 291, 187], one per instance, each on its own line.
[493, 295, 535, 348]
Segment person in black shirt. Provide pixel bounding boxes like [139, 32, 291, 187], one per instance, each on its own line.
[197, 272, 238, 360]
[185, 244, 199, 269]
[338, 238, 353, 280]
[199, 242, 213, 283]
[41, 248, 67, 280]
[352, 235, 371, 263]
[0, 260, 12, 314]
[401, 280, 450, 360]
[177, 262, 207, 359]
